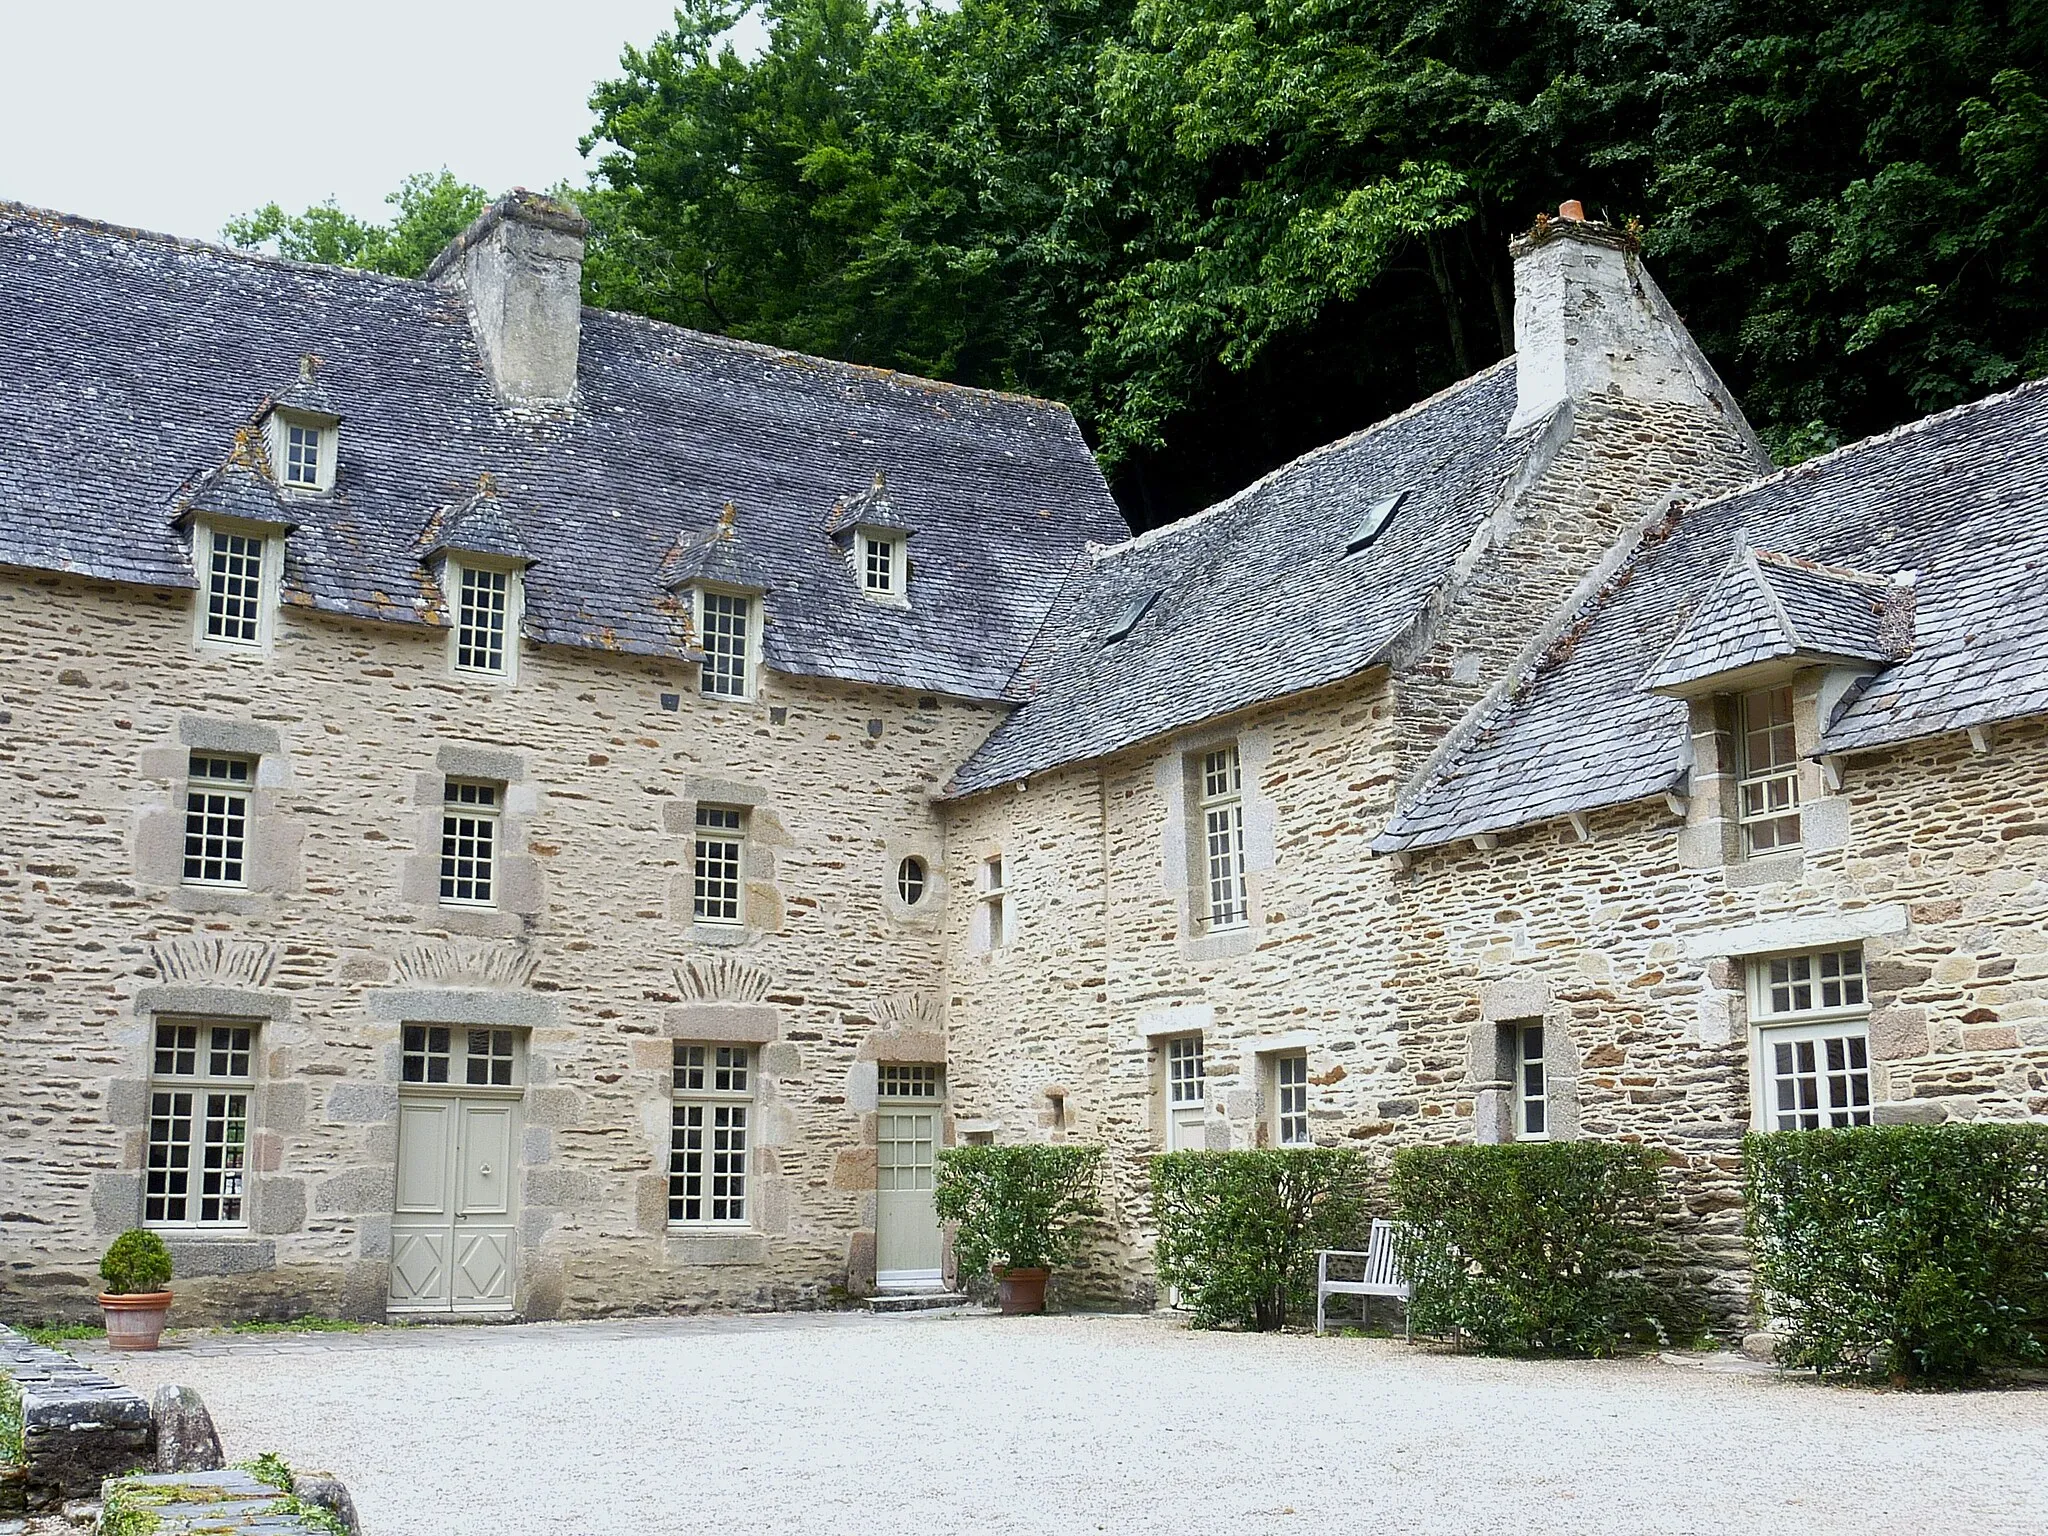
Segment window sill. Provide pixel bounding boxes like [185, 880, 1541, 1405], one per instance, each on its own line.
[1726, 850, 1804, 889]
[1181, 924, 1258, 963]
[688, 922, 753, 948]
[663, 1229, 770, 1267]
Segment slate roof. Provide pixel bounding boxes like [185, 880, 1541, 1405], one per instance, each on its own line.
[1640, 547, 1902, 694]
[1378, 377, 2048, 851]
[948, 361, 1542, 795]
[0, 202, 1126, 699]
[417, 476, 534, 565]
[171, 431, 296, 532]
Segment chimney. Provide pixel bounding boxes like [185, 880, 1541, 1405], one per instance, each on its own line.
[427, 190, 588, 404]
[1505, 200, 1737, 437]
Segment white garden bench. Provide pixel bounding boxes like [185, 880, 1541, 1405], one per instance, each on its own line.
[1314, 1218, 1412, 1337]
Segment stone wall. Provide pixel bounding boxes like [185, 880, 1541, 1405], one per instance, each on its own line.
[0, 568, 990, 1322]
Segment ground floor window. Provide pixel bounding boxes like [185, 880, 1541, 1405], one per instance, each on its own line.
[1514, 1022, 1547, 1139]
[1273, 1053, 1310, 1145]
[671, 1043, 752, 1224]
[146, 1020, 253, 1227]
[1760, 1025, 1873, 1129]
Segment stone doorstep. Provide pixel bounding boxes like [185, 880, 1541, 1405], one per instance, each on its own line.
[102, 1470, 328, 1533]
[867, 1292, 973, 1315]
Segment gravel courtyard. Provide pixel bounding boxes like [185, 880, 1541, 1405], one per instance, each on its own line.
[85, 1310, 2046, 1536]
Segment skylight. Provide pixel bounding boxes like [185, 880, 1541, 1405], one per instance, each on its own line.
[1102, 590, 1160, 645]
[1346, 490, 1409, 554]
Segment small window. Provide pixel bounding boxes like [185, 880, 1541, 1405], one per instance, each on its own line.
[1514, 1022, 1547, 1140]
[879, 1063, 942, 1100]
[1346, 490, 1408, 554]
[1754, 948, 1866, 1020]
[440, 780, 501, 906]
[979, 855, 1008, 949]
[671, 1043, 752, 1225]
[693, 805, 746, 925]
[283, 422, 323, 489]
[1198, 744, 1248, 930]
[465, 1028, 516, 1086]
[1166, 1034, 1205, 1106]
[861, 533, 906, 599]
[146, 1020, 254, 1228]
[202, 527, 266, 647]
[1274, 1053, 1310, 1146]
[454, 564, 512, 676]
[897, 855, 927, 906]
[183, 754, 253, 886]
[402, 1024, 454, 1084]
[1737, 686, 1801, 855]
[1102, 590, 1159, 646]
[1751, 948, 1872, 1129]
[699, 590, 753, 699]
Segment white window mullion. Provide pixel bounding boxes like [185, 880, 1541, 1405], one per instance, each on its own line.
[146, 1021, 252, 1230]
[1199, 744, 1248, 930]
[670, 1044, 753, 1225]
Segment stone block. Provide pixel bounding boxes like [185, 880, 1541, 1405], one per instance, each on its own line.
[1874, 1100, 1948, 1126]
[667, 1233, 769, 1267]
[164, 1238, 276, 1277]
[91, 1173, 142, 1235]
[831, 1147, 876, 1190]
[1479, 977, 1548, 1021]
[524, 1086, 582, 1128]
[845, 1230, 876, 1297]
[665, 1002, 779, 1043]
[324, 1083, 398, 1124]
[151, 1385, 225, 1473]
[296, 1472, 362, 1535]
[1961, 1025, 2019, 1051]
[315, 1166, 394, 1215]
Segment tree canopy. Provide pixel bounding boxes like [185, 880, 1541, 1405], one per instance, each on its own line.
[224, 171, 490, 279]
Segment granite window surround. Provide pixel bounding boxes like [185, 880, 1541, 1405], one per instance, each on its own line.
[1164, 725, 1278, 961]
[1468, 979, 1582, 1144]
[399, 745, 544, 937]
[882, 835, 946, 928]
[661, 778, 789, 943]
[1674, 671, 1853, 884]
[134, 718, 302, 914]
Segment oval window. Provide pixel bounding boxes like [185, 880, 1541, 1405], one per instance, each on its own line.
[896, 856, 927, 906]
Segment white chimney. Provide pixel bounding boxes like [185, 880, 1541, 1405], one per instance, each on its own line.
[427, 191, 588, 404]
[1506, 202, 1744, 438]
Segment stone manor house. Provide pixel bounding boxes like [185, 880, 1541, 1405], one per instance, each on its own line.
[2, 190, 2044, 1327]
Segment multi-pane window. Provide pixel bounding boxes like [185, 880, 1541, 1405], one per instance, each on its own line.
[878, 1063, 941, 1099]
[440, 781, 500, 906]
[402, 1024, 454, 1084]
[693, 805, 745, 924]
[980, 855, 1008, 949]
[1752, 948, 1872, 1129]
[400, 1025, 518, 1087]
[146, 1021, 253, 1228]
[1167, 1035, 1205, 1106]
[1737, 686, 1801, 855]
[862, 534, 902, 596]
[671, 1043, 751, 1224]
[283, 422, 323, 488]
[1274, 1053, 1310, 1146]
[699, 590, 752, 698]
[454, 565, 511, 675]
[183, 754, 252, 886]
[203, 528, 265, 645]
[1199, 744, 1248, 929]
[1514, 1023, 1548, 1139]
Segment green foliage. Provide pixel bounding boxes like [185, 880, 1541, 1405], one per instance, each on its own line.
[223, 170, 489, 278]
[0, 1373, 22, 1468]
[1391, 1141, 1675, 1354]
[98, 1478, 172, 1536]
[99, 1229, 173, 1296]
[932, 1144, 1103, 1276]
[1745, 1124, 2048, 1382]
[241, 1451, 296, 1492]
[227, 1315, 367, 1335]
[1150, 1148, 1372, 1330]
[19, 1322, 103, 1347]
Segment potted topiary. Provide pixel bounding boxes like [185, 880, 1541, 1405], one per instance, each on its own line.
[98, 1229, 175, 1350]
[933, 1144, 1103, 1315]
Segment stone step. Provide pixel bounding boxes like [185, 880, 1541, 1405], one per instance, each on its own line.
[100, 1469, 337, 1534]
[868, 1291, 971, 1314]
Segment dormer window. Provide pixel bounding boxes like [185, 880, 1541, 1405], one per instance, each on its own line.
[283, 422, 324, 488]
[862, 532, 906, 599]
[450, 560, 521, 681]
[195, 521, 276, 652]
[263, 357, 341, 494]
[697, 588, 755, 699]
[1737, 685, 1800, 855]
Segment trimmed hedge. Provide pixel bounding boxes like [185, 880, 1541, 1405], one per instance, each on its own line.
[1391, 1142, 1676, 1354]
[1151, 1149, 1371, 1330]
[1745, 1123, 2048, 1381]
[933, 1144, 1103, 1279]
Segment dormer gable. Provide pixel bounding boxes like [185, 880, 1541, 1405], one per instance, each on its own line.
[416, 473, 536, 568]
[170, 427, 298, 537]
[258, 355, 342, 495]
[827, 470, 916, 605]
[661, 501, 772, 598]
[661, 503, 772, 699]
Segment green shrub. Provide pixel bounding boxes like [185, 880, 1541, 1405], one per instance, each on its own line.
[99, 1229, 174, 1295]
[1151, 1149, 1372, 1330]
[1745, 1123, 2048, 1382]
[1, 1373, 22, 1467]
[1391, 1141, 1675, 1354]
[933, 1144, 1103, 1278]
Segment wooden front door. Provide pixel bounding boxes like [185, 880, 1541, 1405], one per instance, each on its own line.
[390, 1095, 518, 1313]
[876, 1064, 944, 1291]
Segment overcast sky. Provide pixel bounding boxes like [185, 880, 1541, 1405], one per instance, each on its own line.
[0, 2, 765, 243]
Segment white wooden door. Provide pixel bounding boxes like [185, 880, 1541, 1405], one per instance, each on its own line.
[876, 1108, 942, 1290]
[390, 1095, 518, 1313]
[1165, 1033, 1208, 1151]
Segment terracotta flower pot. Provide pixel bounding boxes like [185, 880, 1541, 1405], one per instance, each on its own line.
[98, 1291, 173, 1351]
[994, 1267, 1050, 1316]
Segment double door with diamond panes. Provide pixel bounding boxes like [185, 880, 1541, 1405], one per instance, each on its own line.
[388, 1026, 522, 1313]
[876, 1064, 944, 1291]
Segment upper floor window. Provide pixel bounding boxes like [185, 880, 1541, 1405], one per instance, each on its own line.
[861, 533, 906, 600]
[146, 1020, 254, 1228]
[896, 855, 927, 906]
[1750, 947, 1871, 1129]
[1737, 686, 1800, 856]
[453, 563, 513, 677]
[201, 526, 267, 648]
[440, 781, 501, 907]
[283, 422, 324, 488]
[671, 1043, 752, 1225]
[1199, 744, 1248, 930]
[183, 754, 253, 887]
[699, 590, 753, 699]
[1513, 1022, 1548, 1140]
[267, 408, 336, 494]
[1273, 1052, 1310, 1145]
[979, 855, 1009, 950]
[693, 805, 746, 924]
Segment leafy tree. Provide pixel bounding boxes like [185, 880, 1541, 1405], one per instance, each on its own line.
[223, 170, 490, 279]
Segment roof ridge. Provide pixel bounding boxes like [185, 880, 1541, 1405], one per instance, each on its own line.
[1751, 547, 1891, 584]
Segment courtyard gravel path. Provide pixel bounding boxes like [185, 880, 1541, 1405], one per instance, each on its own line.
[84, 1310, 2047, 1536]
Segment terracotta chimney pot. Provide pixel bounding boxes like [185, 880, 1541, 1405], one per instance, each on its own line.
[1558, 199, 1587, 222]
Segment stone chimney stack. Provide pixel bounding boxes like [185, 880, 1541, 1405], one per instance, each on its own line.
[427, 191, 588, 404]
[1505, 201, 1744, 439]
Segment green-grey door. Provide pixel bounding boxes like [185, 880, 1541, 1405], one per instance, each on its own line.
[389, 1095, 517, 1312]
[876, 1107, 942, 1290]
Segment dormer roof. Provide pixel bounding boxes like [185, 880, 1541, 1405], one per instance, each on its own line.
[416, 474, 534, 565]
[827, 471, 917, 540]
[1640, 547, 1911, 697]
[169, 428, 297, 533]
[261, 356, 342, 425]
[661, 503, 773, 594]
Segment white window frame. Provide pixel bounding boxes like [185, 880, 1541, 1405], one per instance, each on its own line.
[1166, 1034, 1206, 1109]
[183, 752, 254, 888]
[1272, 1052, 1310, 1146]
[448, 559, 522, 682]
[896, 855, 928, 907]
[1748, 947, 1873, 1130]
[145, 1019, 255, 1230]
[1736, 685, 1801, 857]
[693, 805, 746, 926]
[400, 1025, 524, 1090]
[266, 410, 337, 494]
[439, 780, 502, 908]
[857, 531, 909, 605]
[878, 1063, 942, 1101]
[978, 854, 1009, 950]
[670, 1043, 753, 1227]
[1513, 1022, 1549, 1141]
[193, 519, 278, 654]
[1197, 743, 1249, 931]
[696, 586, 757, 700]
